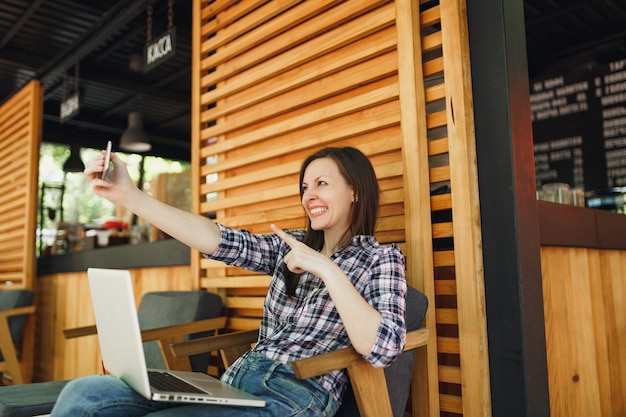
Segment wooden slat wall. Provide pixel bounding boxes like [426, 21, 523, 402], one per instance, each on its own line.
[0, 80, 42, 289]
[191, 1, 490, 416]
[541, 246, 626, 417]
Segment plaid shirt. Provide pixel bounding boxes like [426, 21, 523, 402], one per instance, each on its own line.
[208, 224, 407, 405]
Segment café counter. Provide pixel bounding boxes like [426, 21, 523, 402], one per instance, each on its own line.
[37, 238, 191, 275]
[537, 201, 626, 415]
[537, 200, 626, 248]
[35, 239, 195, 382]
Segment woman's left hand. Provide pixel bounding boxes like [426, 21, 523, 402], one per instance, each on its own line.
[270, 224, 382, 355]
[270, 224, 331, 277]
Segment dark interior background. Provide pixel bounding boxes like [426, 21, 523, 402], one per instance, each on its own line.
[1, 0, 625, 162]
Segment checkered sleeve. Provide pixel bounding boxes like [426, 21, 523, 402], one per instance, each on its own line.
[362, 243, 407, 367]
[205, 223, 283, 275]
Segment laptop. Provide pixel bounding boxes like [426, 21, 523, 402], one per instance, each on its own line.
[87, 267, 266, 407]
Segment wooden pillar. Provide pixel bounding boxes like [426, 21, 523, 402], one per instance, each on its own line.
[466, 0, 550, 415]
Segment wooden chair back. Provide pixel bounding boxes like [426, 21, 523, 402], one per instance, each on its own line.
[63, 290, 228, 373]
[170, 290, 428, 417]
[0, 289, 36, 385]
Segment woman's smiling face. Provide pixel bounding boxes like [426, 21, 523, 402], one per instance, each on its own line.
[301, 157, 354, 239]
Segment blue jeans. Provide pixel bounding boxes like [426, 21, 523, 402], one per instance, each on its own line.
[50, 352, 338, 416]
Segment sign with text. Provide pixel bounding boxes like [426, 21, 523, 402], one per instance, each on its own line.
[531, 55, 626, 191]
[144, 28, 176, 73]
[60, 92, 80, 122]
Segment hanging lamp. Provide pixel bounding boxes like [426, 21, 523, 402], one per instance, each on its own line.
[119, 111, 151, 152]
[63, 143, 85, 172]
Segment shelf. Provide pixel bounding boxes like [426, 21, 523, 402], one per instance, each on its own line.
[37, 239, 191, 275]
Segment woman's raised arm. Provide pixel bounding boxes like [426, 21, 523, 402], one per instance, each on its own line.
[84, 151, 221, 255]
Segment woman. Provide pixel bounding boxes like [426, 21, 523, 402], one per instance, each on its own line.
[51, 146, 407, 417]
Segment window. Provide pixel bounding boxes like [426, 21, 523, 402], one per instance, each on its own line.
[38, 143, 190, 255]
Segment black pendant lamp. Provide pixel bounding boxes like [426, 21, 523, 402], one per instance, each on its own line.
[63, 143, 85, 173]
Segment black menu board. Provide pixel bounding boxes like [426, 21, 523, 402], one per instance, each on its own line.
[530, 56, 626, 192]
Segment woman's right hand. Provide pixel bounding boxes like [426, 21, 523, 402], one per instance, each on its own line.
[84, 151, 136, 205]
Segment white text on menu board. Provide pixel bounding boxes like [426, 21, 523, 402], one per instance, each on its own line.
[530, 77, 589, 122]
[530, 76, 587, 187]
[534, 137, 584, 186]
[601, 58, 626, 187]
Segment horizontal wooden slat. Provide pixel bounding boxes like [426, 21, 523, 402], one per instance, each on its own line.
[439, 393, 463, 414]
[435, 279, 457, 295]
[437, 336, 460, 354]
[377, 215, 406, 232]
[0, 272, 23, 281]
[427, 110, 447, 129]
[421, 4, 441, 28]
[423, 56, 444, 78]
[226, 317, 262, 331]
[433, 222, 453, 239]
[428, 137, 448, 156]
[431, 193, 452, 211]
[433, 250, 455, 267]
[436, 308, 458, 325]
[430, 165, 451, 183]
[225, 296, 265, 310]
[422, 31, 442, 53]
[202, 275, 272, 289]
[438, 365, 462, 384]
[0, 264, 23, 273]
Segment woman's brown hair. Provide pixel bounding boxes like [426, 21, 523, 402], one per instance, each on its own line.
[285, 147, 380, 295]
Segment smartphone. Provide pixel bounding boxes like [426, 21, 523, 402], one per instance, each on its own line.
[101, 140, 112, 180]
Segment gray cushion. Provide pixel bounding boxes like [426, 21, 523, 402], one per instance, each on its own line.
[0, 290, 34, 361]
[335, 286, 428, 417]
[385, 286, 428, 417]
[137, 291, 223, 372]
[0, 380, 68, 417]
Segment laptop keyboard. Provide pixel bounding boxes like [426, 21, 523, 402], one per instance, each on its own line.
[148, 371, 206, 394]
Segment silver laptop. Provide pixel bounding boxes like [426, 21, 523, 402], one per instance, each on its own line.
[87, 267, 266, 407]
